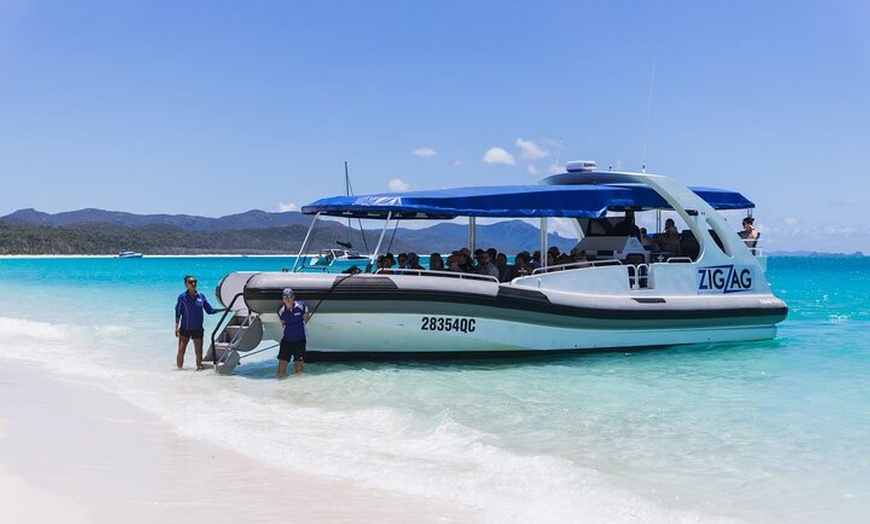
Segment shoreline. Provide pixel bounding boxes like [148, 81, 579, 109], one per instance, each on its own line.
[0, 360, 480, 524]
[0, 254, 301, 259]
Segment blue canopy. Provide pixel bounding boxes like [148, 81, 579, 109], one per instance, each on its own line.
[688, 186, 755, 210]
[302, 184, 754, 219]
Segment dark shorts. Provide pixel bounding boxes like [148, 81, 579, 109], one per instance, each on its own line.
[179, 328, 205, 340]
[278, 338, 306, 362]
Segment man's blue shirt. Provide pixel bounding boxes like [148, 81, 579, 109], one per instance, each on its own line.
[175, 291, 218, 331]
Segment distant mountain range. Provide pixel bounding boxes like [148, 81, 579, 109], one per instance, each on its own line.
[0, 208, 577, 255]
[1, 207, 312, 231]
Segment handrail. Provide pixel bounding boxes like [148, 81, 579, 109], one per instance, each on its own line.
[210, 292, 246, 368]
[743, 238, 763, 257]
[375, 268, 500, 283]
[532, 258, 622, 275]
[627, 263, 651, 290]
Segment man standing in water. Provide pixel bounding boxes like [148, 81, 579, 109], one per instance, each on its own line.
[277, 287, 310, 376]
[174, 275, 222, 370]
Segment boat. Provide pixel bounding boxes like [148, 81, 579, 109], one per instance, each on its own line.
[305, 246, 370, 267]
[116, 250, 143, 258]
[208, 161, 788, 373]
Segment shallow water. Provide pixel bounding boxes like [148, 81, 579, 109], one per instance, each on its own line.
[0, 255, 867, 523]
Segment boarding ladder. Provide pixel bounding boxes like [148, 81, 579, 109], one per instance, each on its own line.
[205, 293, 264, 375]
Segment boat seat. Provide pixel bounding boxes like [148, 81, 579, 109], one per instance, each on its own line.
[680, 230, 700, 260]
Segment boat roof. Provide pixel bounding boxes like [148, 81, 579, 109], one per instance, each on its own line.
[302, 178, 754, 220]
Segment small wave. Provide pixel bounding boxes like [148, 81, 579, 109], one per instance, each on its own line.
[0, 316, 69, 341]
[103, 370, 740, 524]
[0, 315, 741, 523]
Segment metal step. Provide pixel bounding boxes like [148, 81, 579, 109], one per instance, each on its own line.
[215, 350, 240, 375]
[204, 312, 264, 374]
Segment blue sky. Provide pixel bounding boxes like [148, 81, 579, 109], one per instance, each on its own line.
[1, 1, 868, 252]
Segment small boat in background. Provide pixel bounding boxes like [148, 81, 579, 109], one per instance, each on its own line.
[116, 250, 143, 258]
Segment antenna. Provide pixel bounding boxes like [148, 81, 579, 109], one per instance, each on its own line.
[344, 161, 370, 254]
[552, 137, 563, 173]
[344, 161, 352, 195]
[641, 52, 657, 173]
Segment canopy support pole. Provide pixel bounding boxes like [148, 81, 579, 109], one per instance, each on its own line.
[540, 217, 548, 268]
[370, 211, 392, 271]
[291, 213, 320, 272]
[468, 217, 476, 252]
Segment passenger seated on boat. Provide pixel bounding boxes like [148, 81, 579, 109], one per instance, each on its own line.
[495, 252, 511, 282]
[476, 250, 500, 279]
[613, 208, 641, 240]
[570, 248, 588, 264]
[547, 247, 571, 267]
[458, 248, 474, 272]
[376, 255, 391, 271]
[655, 219, 681, 254]
[485, 248, 504, 277]
[385, 253, 396, 268]
[738, 216, 760, 249]
[473, 249, 485, 271]
[508, 251, 534, 279]
[406, 252, 425, 270]
[397, 253, 409, 269]
[448, 250, 471, 273]
[545, 246, 561, 267]
[429, 252, 445, 271]
[639, 228, 655, 249]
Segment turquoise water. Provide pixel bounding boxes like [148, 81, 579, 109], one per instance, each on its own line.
[0, 256, 867, 523]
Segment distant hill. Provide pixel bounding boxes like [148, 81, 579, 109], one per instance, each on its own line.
[0, 208, 312, 231]
[0, 208, 578, 255]
[398, 220, 576, 255]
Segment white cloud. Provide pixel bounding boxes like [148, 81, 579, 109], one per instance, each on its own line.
[414, 147, 436, 157]
[453, 159, 464, 167]
[784, 217, 798, 225]
[482, 147, 516, 165]
[515, 138, 549, 159]
[279, 203, 299, 212]
[527, 164, 539, 175]
[388, 178, 410, 191]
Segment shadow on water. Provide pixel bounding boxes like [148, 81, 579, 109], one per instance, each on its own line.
[227, 338, 784, 379]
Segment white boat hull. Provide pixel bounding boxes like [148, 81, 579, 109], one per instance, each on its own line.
[219, 268, 787, 360]
[262, 311, 776, 357]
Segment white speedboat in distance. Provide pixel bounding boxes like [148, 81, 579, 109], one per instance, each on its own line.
[116, 250, 143, 258]
[304, 246, 370, 268]
[209, 161, 787, 372]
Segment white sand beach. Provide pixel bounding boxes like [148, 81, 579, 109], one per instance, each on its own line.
[0, 361, 480, 524]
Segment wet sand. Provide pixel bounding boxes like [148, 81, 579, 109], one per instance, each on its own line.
[0, 361, 480, 524]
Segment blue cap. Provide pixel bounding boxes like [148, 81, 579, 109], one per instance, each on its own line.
[282, 288, 294, 298]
